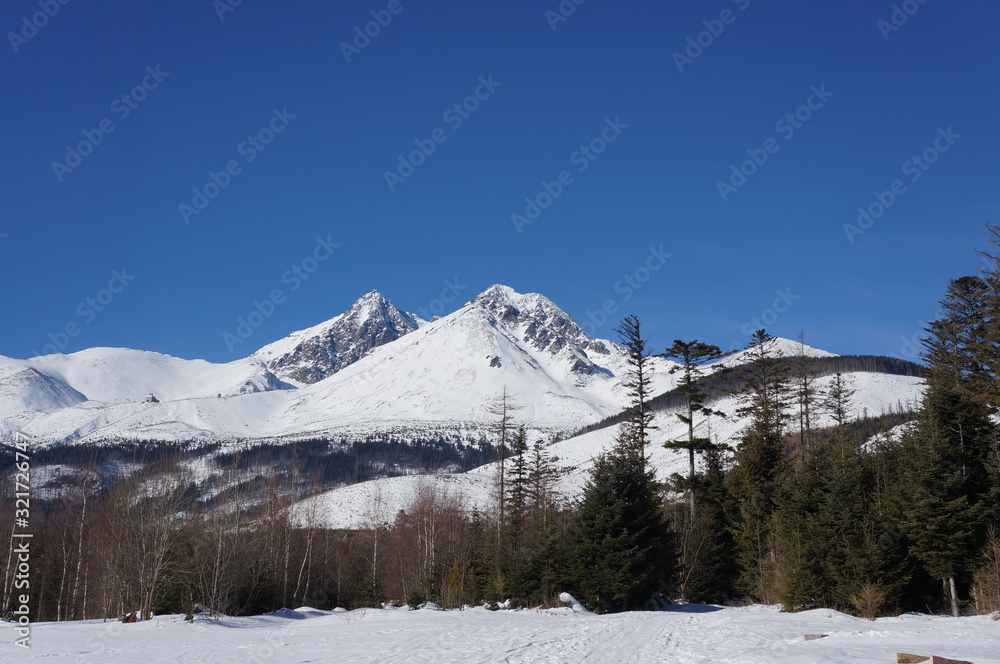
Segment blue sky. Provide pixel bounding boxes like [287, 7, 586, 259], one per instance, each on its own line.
[2, 0, 997, 363]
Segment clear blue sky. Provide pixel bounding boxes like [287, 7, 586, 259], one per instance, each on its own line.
[2, 0, 997, 363]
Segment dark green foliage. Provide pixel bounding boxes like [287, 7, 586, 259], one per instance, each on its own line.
[726, 330, 793, 602]
[897, 276, 998, 614]
[355, 572, 385, 608]
[614, 315, 657, 458]
[661, 339, 728, 517]
[564, 437, 673, 612]
[667, 445, 735, 603]
[563, 317, 673, 613]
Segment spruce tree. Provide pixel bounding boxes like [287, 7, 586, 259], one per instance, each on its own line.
[726, 330, 792, 602]
[661, 339, 728, 518]
[564, 316, 672, 612]
[900, 276, 996, 616]
[615, 315, 656, 459]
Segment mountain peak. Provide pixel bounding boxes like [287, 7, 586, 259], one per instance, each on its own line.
[252, 290, 420, 385]
[471, 284, 520, 306]
[354, 289, 385, 304]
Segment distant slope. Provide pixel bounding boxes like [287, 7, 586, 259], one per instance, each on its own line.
[293, 369, 926, 529]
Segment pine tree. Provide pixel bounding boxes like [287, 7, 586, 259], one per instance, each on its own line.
[564, 316, 673, 612]
[726, 330, 792, 602]
[615, 315, 656, 459]
[502, 425, 530, 578]
[899, 276, 997, 616]
[822, 372, 855, 427]
[661, 339, 728, 518]
[973, 223, 1000, 411]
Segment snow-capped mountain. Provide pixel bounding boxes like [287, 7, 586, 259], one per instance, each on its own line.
[0, 286, 671, 444]
[0, 285, 924, 455]
[252, 290, 424, 386]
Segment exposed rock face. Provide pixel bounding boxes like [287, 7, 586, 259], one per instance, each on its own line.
[469, 285, 613, 378]
[257, 290, 422, 385]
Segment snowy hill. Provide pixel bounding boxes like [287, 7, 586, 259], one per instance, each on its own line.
[292, 368, 926, 530]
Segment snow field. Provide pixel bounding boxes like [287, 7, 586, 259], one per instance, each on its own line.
[6, 603, 998, 663]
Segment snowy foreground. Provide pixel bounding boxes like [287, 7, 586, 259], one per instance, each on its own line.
[5, 604, 999, 664]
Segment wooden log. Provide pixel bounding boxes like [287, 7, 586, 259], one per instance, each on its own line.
[896, 654, 972, 664]
[803, 634, 829, 641]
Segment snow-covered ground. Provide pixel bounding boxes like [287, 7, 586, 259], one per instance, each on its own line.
[7, 603, 998, 663]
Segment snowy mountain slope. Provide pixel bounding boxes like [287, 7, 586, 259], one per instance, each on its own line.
[293, 370, 926, 530]
[280, 288, 676, 435]
[2, 285, 684, 444]
[0, 285, 923, 459]
[251, 290, 424, 386]
[716, 335, 836, 368]
[0, 367, 87, 417]
[0, 348, 289, 405]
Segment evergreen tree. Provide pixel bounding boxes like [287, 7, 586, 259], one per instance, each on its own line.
[668, 443, 735, 603]
[726, 330, 792, 602]
[564, 316, 673, 612]
[502, 425, 530, 582]
[973, 223, 1000, 411]
[822, 372, 855, 427]
[661, 339, 728, 518]
[615, 315, 656, 459]
[899, 276, 997, 616]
